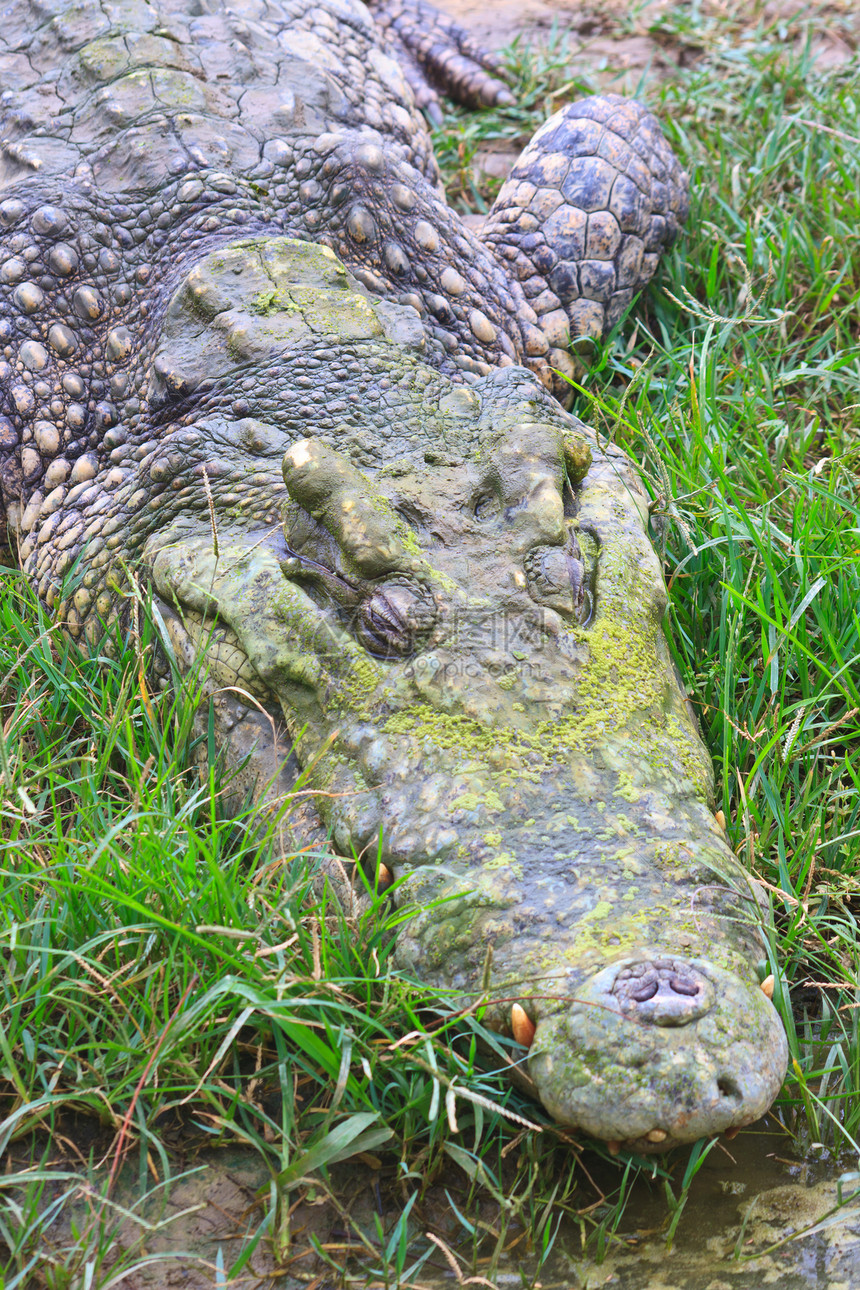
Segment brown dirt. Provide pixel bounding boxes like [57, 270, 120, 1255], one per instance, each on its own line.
[434, 0, 858, 89]
[19, 1121, 860, 1289]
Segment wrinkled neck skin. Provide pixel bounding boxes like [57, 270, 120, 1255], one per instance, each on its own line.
[135, 240, 787, 1155]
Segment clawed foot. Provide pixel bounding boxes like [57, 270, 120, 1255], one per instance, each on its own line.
[369, 0, 515, 124]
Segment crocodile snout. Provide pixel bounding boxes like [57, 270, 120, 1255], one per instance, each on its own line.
[523, 957, 787, 1150]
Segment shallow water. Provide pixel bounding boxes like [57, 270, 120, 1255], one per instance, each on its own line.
[566, 1128, 860, 1290]
[36, 1117, 858, 1289]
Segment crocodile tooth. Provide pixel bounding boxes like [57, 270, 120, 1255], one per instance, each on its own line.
[715, 809, 727, 831]
[646, 1129, 667, 1143]
[724, 1126, 740, 1140]
[377, 863, 394, 891]
[511, 1003, 536, 1048]
[607, 1141, 621, 1156]
[760, 974, 775, 999]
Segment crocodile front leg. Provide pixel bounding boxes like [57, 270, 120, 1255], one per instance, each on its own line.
[482, 96, 689, 365]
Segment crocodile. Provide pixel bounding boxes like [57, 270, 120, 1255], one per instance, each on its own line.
[0, 0, 787, 1152]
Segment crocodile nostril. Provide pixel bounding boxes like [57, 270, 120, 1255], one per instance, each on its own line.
[630, 979, 659, 1002]
[611, 959, 716, 1026]
[669, 975, 701, 997]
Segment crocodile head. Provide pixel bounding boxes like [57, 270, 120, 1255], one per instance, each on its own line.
[143, 237, 787, 1151]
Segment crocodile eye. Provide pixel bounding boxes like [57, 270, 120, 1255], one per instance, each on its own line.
[473, 493, 500, 522]
[356, 582, 436, 658]
[524, 542, 588, 621]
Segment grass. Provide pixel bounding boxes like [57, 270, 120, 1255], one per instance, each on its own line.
[2, 0, 860, 1284]
[0, 576, 642, 1283]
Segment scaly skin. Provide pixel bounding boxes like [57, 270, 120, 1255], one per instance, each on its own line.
[0, 0, 786, 1149]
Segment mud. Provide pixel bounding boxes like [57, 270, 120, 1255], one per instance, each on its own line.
[19, 1124, 860, 1288]
[434, 0, 858, 89]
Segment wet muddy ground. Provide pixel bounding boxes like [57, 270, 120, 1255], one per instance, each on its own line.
[23, 1119, 860, 1288]
[436, 0, 857, 85]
